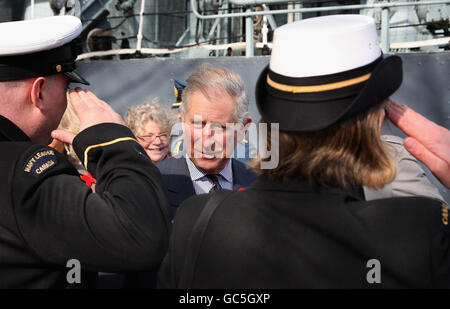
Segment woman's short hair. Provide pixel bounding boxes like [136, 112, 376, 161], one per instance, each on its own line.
[250, 101, 397, 191]
[180, 64, 249, 124]
[125, 100, 177, 138]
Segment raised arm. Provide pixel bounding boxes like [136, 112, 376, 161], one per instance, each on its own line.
[13, 89, 172, 272]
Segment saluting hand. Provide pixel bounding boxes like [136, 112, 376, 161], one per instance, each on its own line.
[387, 99, 450, 189]
[51, 88, 126, 145]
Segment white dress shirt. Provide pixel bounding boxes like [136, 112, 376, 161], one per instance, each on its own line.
[185, 156, 233, 194]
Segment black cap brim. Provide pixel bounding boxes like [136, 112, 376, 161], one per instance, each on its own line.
[64, 70, 90, 85]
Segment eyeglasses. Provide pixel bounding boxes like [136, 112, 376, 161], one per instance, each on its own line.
[137, 132, 169, 144]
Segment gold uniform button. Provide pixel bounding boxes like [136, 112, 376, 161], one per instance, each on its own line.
[56, 64, 62, 72]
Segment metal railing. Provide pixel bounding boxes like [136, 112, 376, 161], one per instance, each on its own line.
[191, 0, 450, 56]
[26, 0, 450, 57]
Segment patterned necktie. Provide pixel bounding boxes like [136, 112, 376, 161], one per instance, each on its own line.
[206, 174, 222, 193]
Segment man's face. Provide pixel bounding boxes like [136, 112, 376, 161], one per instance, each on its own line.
[182, 90, 238, 174]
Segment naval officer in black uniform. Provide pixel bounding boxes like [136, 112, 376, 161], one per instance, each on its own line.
[158, 15, 449, 288]
[0, 16, 171, 288]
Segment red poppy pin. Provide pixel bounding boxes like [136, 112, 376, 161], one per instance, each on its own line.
[80, 172, 97, 188]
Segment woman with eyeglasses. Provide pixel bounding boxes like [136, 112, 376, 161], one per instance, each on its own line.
[126, 101, 177, 163]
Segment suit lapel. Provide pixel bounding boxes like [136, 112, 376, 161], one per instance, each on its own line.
[166, 158, 195, 203]
[231, 159, 258, 191]
[232, 159, 245, 191]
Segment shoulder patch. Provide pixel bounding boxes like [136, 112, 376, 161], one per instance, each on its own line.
[23, 148, 58, 177]
[442, 203, 449, 226]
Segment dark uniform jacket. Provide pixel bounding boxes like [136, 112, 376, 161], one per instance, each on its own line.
[158, 177, 450, 288]
[0, 115, 171, 288]
[156, 157, 258, 218]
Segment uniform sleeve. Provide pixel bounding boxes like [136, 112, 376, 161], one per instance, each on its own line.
[429, 202, 450, 288]
[364, 135, 445, 203]
[11, 123, 171, 273]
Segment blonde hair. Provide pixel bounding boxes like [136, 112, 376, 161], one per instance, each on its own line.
[58, 101, 81, 165]
[125, 100, 177, 137]
[249, 102, 397, 191]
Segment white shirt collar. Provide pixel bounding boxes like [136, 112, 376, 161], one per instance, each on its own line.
[185, 156, 233, 183]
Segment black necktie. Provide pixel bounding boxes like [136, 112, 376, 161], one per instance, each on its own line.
[206, 174, 222, 193]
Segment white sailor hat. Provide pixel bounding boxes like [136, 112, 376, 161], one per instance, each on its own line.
[255, 14, 402, 132]
[0, 16, 89, 85]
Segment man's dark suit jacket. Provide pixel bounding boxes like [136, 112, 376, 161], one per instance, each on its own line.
[156, 157, 258, 217]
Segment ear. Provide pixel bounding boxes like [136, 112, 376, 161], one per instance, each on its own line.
[180, 109, 187, 123]
[237, 117, 252, 141]
[180, 111, 190, 133]
[243, 117, 252, 132]
[30, 77, 46, 111]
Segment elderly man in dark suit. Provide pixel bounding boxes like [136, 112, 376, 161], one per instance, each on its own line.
[156, 65, 257, 217]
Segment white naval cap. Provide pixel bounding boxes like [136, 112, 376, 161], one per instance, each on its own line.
[270, 14, 382, 78]
[255, 14, 403, 132]
[0, 16, 89, 85]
